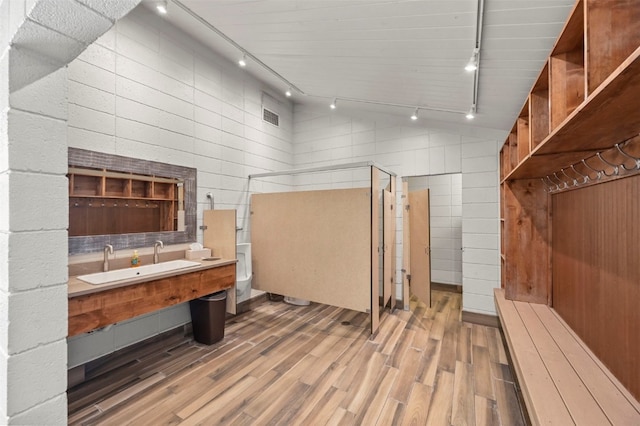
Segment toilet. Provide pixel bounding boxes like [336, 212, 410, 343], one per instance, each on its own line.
[236, 243, 253, 303]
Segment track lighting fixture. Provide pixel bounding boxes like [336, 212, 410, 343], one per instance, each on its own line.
[410, 108, 419, 121]
[466, 105, 476, 120]
[285, 88, 292, 97]
[238, 55, 247, 67]
[465, 48, 479, 72]
[330, 98, 337, 110]
[156, 0, 168, 14]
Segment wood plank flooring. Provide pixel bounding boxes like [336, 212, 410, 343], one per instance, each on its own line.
[68, 290, 526, 425]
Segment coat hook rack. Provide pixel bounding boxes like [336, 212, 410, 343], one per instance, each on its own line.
[541, 135, 640, 193]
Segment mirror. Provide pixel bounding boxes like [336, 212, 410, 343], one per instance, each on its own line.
[68, 148, 196, 255]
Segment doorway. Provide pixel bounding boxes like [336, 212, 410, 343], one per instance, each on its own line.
[404, 173, 463, 305]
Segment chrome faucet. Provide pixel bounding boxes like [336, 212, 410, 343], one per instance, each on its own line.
[103, 244, 114, 272]
[153, 240, 164, 264]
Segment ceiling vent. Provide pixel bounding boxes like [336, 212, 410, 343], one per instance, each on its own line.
[262, 108, 279, 127]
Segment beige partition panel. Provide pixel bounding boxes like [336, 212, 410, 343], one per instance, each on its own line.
[203, 209, 237, 314]
[252, 188, 371, 313]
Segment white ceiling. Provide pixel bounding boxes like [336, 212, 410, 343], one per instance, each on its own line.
[153, 0, 575, 132]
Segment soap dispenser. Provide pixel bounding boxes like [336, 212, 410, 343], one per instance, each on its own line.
[131, 250, 140, 267]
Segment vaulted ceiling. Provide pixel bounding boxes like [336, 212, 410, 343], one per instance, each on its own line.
[155, 0, 575, 131]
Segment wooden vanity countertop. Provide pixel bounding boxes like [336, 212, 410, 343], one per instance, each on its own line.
[68, 258, 237, 298]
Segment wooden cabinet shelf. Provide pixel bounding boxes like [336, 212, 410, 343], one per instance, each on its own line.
[502, 1, 640, 182]
[68, 166, 181, 237]
[69, 167, 179, 201]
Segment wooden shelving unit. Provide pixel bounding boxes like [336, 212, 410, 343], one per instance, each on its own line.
[500, 0, 640, 401]
[68, 167, 181, 236]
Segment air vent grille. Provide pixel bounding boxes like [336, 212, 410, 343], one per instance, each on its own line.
[263, 108, 279, 127]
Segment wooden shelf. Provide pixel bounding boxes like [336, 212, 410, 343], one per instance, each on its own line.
[586, 0, 640, 94]
[517, 102, 530, 164]
[68, 166, 180, 237]
[530, 62, 550, 150]
[501, 0, 640, 182]
[550, 0, 585, 130]
[503, 46, 640, 181]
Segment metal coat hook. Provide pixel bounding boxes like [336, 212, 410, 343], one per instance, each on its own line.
[560, 168, 578, 187]
[546, 174, 562, 192]
[595, 152, 619, 176]
[553, 172, 570, 189]
[570, 165, 589, 184]
[615, 143, 640, 171]
[541, 177, 555, 192]
[581, 158, 602, 180]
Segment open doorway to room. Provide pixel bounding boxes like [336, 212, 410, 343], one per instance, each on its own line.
[403, 173, 462, 306]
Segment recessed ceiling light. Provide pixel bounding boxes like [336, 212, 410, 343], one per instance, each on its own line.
[285, 88, 292, 97]
[238, 55, 247, 67]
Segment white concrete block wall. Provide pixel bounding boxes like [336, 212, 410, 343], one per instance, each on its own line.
[1, 11, 70, 424]
[66, 6, 294, 367]
[461, 138, 501, 315]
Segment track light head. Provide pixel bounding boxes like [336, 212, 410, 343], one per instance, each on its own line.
[238, 55, 247, 67]
[285, 88, 292, 97]
[466, 105, 476, 120]
[330, 98, 337, 110]
[410, 108, 419, 121]
[156, 0, 168, 14]
[465, 48, 479, 72]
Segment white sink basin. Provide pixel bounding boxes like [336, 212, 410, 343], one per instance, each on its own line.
[77, 260, 201, 285]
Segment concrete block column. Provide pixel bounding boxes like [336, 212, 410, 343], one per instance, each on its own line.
[0, 0, 140, 423]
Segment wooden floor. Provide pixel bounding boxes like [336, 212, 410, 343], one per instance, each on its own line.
[68, 290, 526, 425]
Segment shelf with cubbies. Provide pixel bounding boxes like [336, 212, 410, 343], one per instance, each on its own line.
[500, 0, 640, 302]
[68, 167, 182, 237]
[500, 0, 640, 183]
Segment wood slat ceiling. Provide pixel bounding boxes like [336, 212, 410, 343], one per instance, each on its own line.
[161, 0, 574, 131]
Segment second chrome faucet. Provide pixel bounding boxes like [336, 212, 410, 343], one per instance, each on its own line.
[103, 244, 114, 272]
[153, 240, 164, 264]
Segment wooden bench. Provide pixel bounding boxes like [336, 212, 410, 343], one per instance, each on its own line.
[494, 289, 640, 426]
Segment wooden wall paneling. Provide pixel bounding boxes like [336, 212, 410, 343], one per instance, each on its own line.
[586, 0, 640, 94]
[203, 209, 237, 314]
[68, 264, 236, 336]
[503, 179, 550, 304]
[371, 168, 380, 334]
[552, 175, 640, 400]
[402, 180, 410, 310]
[251, 188, 372, 315]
